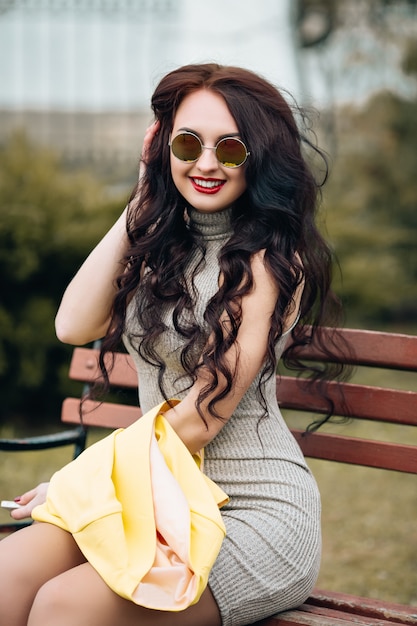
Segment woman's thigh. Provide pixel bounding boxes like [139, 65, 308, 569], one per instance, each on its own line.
[29, 560, 222, 626]
[0, 522, 86, 626]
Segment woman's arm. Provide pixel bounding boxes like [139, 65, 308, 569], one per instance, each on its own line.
[55, 122, 160, 347]
[55, 208, 130, 345]
[163, 251, 281, 454]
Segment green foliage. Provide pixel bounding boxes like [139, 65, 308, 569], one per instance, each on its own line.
[402, 37, 417, 77]
[323, 91, 417, 325]
[0, 132, 127, 423]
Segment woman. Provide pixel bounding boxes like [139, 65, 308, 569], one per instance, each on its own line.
[0, 63, 344, 626]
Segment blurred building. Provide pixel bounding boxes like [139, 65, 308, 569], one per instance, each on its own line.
[0, 0, 415, 167]
[0, 0, 177, 166]
[0, 0, 296, 166]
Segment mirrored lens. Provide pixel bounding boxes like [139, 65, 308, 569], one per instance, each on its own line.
[171, 133, 202, 162]
[170, 133, 249, 167]
[216, 138, 247, 167]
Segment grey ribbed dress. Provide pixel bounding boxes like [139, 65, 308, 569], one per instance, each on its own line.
[124, 207, 321, 626]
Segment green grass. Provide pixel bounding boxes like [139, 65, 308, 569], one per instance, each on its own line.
[309, 459, 417, 605]
[1, 364, 416, 606]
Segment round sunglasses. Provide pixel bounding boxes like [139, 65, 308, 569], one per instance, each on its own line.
[169, 131, 250, 168]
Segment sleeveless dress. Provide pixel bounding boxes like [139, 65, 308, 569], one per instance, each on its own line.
[124, 207, 321, 626]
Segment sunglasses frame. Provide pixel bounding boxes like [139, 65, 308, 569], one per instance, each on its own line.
[169, 131, 250, 168]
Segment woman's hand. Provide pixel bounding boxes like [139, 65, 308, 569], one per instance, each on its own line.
[10, 483, 49, 520]
[138, 120, 160, 182]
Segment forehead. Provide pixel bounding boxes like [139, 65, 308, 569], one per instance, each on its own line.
[172, 89, 239, 136]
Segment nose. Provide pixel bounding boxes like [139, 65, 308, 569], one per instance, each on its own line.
[196, 145, 219, 172]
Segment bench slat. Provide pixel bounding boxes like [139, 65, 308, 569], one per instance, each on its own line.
[261, 611, 359, 625]
[277, 377, 417, 426]
[61, 398, 142, 430]
[69, 348, 137, 388]
[264, 604, 410, 626]
[339, 329, 417, 370]
[292, 429, 417, 473]
[260, 588, 417, 625]
[260, 606, 409, 625]
[308, 589, 417, 624]
[291, 328, 417, 371]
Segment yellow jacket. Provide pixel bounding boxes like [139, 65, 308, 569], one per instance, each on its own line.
[33, 401, 228, 611]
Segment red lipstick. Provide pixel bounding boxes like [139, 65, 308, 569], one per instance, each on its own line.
[190, 177, 225, 194]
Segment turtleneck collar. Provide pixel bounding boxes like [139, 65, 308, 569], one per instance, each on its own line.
[187, 207, 234, 241]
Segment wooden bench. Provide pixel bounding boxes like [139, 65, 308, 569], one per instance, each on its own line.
[1, 327, 417, 624]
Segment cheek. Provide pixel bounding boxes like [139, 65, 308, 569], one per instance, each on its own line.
[234, 170, 247, 195]
[170, 155, 182, 189]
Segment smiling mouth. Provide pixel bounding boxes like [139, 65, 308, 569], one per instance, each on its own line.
[191, 178, 224, 189]
[191, 178, 225, 193]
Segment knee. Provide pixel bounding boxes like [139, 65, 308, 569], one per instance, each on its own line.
[0, 543, 32, 606]
[28, 577, 72, 626]
[0, 553, 36, 625]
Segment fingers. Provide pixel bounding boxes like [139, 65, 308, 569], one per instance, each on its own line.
[11, 504, 31, 520]
[141, 119, 161, 160]
[17, 486, 40, 505]
[11, 482, 49, 520]
[139, 120, 161, 182]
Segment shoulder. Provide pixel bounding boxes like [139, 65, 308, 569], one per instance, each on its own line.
[240, 251, 278, 317]
[250, 250, 278, 293]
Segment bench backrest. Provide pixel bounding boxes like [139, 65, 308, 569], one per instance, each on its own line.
[61, 328, 417, 474]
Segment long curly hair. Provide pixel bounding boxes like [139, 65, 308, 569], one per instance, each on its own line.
[99, 63, 348, 429]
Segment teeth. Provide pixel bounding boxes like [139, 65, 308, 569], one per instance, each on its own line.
[193, 179, 223, 189]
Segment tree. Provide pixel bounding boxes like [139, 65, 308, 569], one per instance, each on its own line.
[322, 91, 417, 326]
[0, 132, 127, 424]
[293, 0, 417, 326]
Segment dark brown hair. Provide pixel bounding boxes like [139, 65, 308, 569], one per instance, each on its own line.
[99, 63, 347, 429]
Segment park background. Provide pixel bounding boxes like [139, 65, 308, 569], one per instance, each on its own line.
[1, 0, 416, 607]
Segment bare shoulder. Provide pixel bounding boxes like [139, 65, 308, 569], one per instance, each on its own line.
[248, 250, 304, 328]
[250, 250, 278, 293]
[241, 251, 278, 316]
[251, 249, 303, 280]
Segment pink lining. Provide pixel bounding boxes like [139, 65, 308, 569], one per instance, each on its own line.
[132, 430, 197, 609]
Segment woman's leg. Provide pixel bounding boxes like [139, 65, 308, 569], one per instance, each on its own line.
[28, 560, 222, 626]
[0, 522, 222, 626]
[0, 522, 86, 626]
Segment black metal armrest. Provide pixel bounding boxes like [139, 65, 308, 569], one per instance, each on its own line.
[0, 426, 87, 458]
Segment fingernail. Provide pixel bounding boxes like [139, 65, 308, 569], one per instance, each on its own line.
[14, 497, 21, 502]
